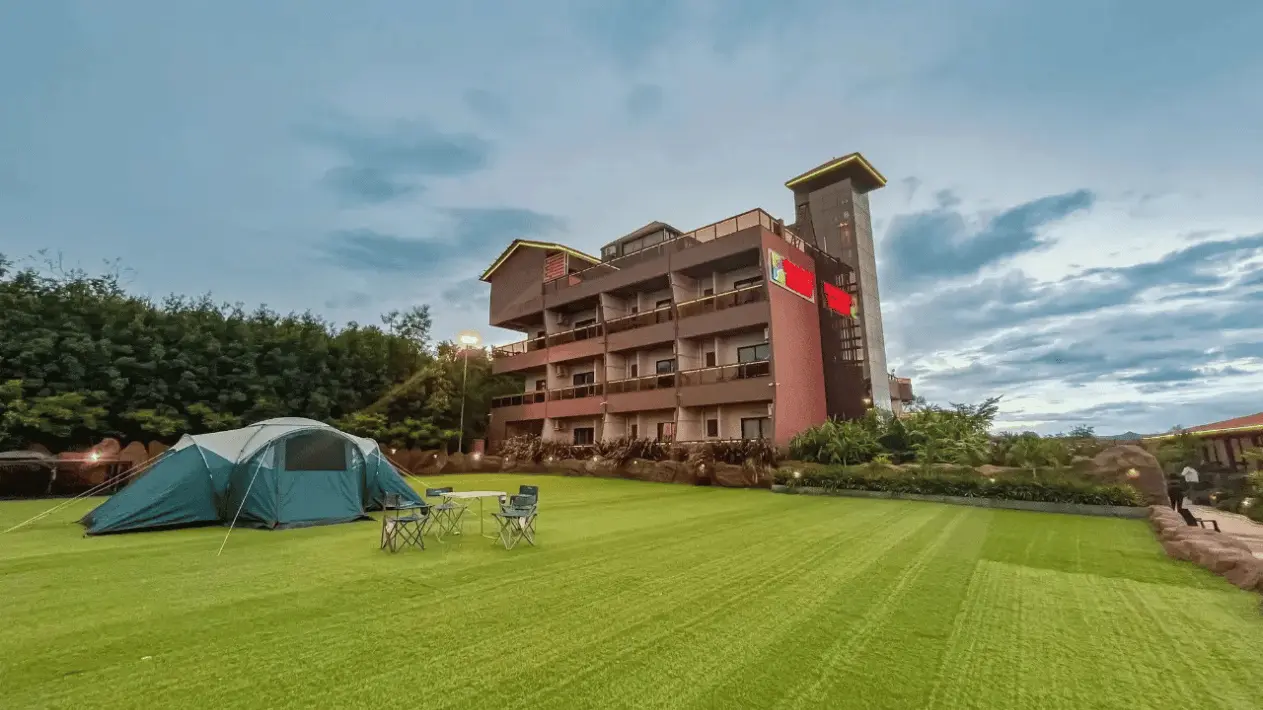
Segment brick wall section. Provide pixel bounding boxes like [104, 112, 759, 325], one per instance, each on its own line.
[763, 232, 828, 445]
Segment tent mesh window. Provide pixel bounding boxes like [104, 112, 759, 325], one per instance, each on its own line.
[285, 433, 348, 471]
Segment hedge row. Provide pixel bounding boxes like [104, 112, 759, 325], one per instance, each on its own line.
[772, 467, 1144, 507]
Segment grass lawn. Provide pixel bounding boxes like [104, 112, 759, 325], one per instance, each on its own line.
[3, 474, 1263, 710]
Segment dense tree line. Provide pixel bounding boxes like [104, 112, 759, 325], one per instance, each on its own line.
[0, 254, 516, 452]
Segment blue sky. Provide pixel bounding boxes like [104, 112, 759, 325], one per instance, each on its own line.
[2, 1, 1261, 434]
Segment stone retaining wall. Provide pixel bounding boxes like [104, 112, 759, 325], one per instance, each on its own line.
[770, 485, 1148, 518]
[1148, 505, 1263, 593]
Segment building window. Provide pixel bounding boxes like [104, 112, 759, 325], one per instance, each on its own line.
[703, 288, 714, 297]
[705, 351, 716, 367]
[630, 306, 639, 314]
[573, 427, 595, 446]
[630, 424, 638, 439]
[574, 317, 596, 328]
[573, 371, 595, 386]
[656, 421, 675, 442]
[740, 417, 770, 440]
[706, 419, 719, 437]
[656, 298, 672, 309]
[733, 276, 763, 290]
[535, 379, 546, 391]
[656, 358, 677, 374]
[737, 343, 770, 363]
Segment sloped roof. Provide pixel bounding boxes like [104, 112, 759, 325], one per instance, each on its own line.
[1145, 411, 1263, 440]
[1186, 412, 1263, 434]
[785, 152, 887, 193]
[479, 239, 604, 282]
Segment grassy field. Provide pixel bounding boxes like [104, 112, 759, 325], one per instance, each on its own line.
[2, 474, 1262, 710]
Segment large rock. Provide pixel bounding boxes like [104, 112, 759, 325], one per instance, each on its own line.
[712, 463, 754, 487]
[1225, 562, 1263, 592]
[1162, 538, 1194, 561]
[1091, 445, 1166, 504]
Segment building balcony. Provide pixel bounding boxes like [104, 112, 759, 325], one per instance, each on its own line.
[676, 284, 769, 339]
[491, 323, 605, 374]
[539, 209, 783, 310]
[607, 306, 674, 351]
[678, 360, 772, 408]
[490, 391, 547, 408]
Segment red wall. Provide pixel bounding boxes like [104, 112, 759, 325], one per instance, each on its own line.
[762, 232, 828, 445]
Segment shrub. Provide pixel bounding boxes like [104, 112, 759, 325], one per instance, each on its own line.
[501, 435, 778, 469]
[788, 418, 879, 465]
[772, 466, 1144, 507]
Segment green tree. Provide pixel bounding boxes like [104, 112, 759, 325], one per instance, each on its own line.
[1155, 427, 1201, 472]
[0, 257, 479, 452]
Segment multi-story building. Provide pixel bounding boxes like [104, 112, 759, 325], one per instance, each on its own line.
[479, 152, 914, 450]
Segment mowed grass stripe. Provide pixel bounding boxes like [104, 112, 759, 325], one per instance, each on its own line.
[592, 505, 986, 710]
[4, 475, 1263, 710]
[1, 491, 824, 689]
[491, 504, 954, 710]
[4, 484, 891, 704]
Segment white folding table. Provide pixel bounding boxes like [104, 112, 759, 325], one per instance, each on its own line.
[440, 490, 507, 538]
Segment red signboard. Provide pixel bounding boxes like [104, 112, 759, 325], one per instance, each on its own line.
[766, 249, 815, 302]
[822, 283, 856, 318]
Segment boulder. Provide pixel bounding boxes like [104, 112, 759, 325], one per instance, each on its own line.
[476, 455, 503, 472]
[622, 459, 658, 482]
[712, 463, 754, 487]
[119, 441, 149, 468]
[1224, 562, 1263, 592]
[1162, 539, 1194, 561]
[1090, 445, 1165, 504]
[554, 459, 587, 476]
[1203, 548, 1252, 575]
[649, 460, 688, 484]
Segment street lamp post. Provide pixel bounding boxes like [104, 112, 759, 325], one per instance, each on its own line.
[456, 331, 482, 454]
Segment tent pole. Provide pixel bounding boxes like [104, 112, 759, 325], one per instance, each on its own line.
[216, 457, 265, 557]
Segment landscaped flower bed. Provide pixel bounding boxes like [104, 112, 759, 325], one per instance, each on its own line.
[772, 464, 1144, 507]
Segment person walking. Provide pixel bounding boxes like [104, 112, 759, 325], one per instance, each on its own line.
[1166, 470, 1187, 510]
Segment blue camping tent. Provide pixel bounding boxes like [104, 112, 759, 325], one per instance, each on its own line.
[80, 418, 421, 535]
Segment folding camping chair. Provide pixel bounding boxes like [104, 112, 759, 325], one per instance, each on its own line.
[426, 487, 468, 539]
[380, 493, 428, 552]
[492, 494, 538, 550]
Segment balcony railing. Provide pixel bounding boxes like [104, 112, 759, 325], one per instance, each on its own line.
[605, 373, 676, 394]
[605, 306, 674, 335]
[547, 209, 793, 296]
[678, 360, 770, 386]
[676, 284, 767, 319]
[492, 336, 546, 359]
[548, 383, 604, 401]
[546, 322, 603, 348]
[491, 391, 547, 408]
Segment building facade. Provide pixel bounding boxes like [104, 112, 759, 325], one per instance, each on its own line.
[1147, 412, 1263, 472]
[480, 153, 913, 450]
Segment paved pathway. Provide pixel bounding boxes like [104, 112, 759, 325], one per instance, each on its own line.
[1187, 504, 1263, 558]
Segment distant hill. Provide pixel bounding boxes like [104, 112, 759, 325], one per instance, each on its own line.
[1099, 432, 1144, 441]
